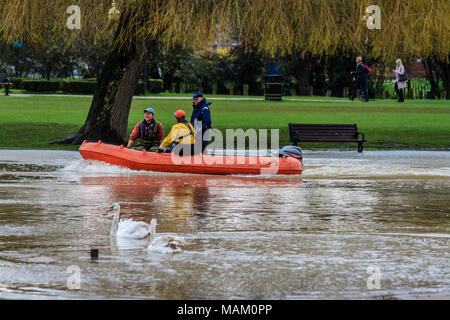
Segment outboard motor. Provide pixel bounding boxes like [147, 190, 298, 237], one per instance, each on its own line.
[279, 145, 303, 162]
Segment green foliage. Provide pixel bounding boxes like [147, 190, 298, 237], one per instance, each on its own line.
[325, 53, 356, 97]
[62, 79, 97, 94]
[1, 0, 449, 61]
[155, 44, 194, 92]
[10, 77, 22, 89]
[148, 79, 163, 93]
[135, 80, 163, 94]
[22, 79, 62, 92]
[134, 80, 145, 95]
[6, 78, 164, 95]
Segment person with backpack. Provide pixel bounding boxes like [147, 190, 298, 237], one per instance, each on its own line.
[158, 109, 195, 156]
[349, 56, 370, 102]
[127, 107, 164, 151]
[394, 58, 407, 103]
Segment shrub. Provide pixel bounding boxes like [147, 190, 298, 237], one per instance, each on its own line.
[135, 80, 145, 95]
[148, 79, 163, 93]
[62, 79, 97, 94]
[10, 77, 23, 89]
[9, 77, 164, 94]
[22, 80, 62, 92]
[61, 79, 158, 95]
[135, 79, 164, 94]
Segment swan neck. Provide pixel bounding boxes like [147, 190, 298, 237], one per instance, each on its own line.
[148, 220, 157, 244]
[110, 207, 120, 236]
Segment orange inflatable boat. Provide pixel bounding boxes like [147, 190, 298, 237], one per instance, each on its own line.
[79, 141, 303, 175]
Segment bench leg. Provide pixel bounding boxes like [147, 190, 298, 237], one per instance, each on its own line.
[358, 142, 363, 153]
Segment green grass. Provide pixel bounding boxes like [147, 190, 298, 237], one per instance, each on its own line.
[0, 95, 449, 151]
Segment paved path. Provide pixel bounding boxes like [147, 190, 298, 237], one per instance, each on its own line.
[6, 93, 352, 102]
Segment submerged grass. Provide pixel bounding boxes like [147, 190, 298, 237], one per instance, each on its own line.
[0, 95, 449, 151]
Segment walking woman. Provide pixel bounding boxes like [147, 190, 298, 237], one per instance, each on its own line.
[394, 59, 407, 102]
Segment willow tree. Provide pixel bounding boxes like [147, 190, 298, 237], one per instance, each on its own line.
[0, 0, 448, 145]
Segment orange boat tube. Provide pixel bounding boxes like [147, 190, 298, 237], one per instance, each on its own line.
[78, 140, 303, 175]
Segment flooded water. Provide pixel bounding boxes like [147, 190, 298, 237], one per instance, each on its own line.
[0, 149, 448, 299]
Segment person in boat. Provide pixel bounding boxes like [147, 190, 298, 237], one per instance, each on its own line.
[127, 107, 164, 151]
[190, 92, 212, 153]
[158, 109, 195, 156]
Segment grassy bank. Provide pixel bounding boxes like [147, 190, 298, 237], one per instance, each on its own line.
[0, 95, 449, 151]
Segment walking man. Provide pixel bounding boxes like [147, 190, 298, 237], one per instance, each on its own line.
[349, 56, 369, 102]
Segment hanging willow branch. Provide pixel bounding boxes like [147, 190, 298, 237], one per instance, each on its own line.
[0, 0, 448, 60]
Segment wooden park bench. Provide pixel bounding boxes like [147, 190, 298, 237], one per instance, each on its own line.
[0, 73, 11, 96]
[288, 123, 366, 152]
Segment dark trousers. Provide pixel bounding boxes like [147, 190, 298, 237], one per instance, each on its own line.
[195, 133, 209, 154]
[350, 78, 369, 101]
[202, 140, 209, 153]
[395, 82, 404, 102]
[4, 83, 10, 96]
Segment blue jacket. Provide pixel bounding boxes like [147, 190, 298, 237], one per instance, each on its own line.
[190, 99, 212, 134]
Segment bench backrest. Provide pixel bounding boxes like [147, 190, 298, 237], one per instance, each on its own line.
[0, 73, 6, 82]
[289, 123, 359, 142]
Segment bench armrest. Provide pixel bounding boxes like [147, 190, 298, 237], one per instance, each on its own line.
[358, 131, 366, 141]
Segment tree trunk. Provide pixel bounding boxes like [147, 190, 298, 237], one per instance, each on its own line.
[294, 58, 312, 96]
[46, 61, 51, 80]
[163, 72, 173, 92]
[423, 59, 440, 98]
[55, 2, 152, 146]
[95, 62, 102, 83]
[142, 63, 150, 93]
[436, 57, 450, 99]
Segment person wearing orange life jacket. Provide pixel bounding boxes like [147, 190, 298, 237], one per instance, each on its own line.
[127, 107, 164, 151]
[158, 110, 195, 156]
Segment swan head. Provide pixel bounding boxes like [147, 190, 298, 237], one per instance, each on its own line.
[166, 241, 182, 252]
[109, 203, 120, 213]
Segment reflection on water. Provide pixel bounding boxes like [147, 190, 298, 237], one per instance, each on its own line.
[0, 149, 448, 299]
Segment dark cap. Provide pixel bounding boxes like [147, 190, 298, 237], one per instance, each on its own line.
[192, 92, 204, 99]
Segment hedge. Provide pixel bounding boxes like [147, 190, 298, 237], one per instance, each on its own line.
[135, 80, 145, 95]
[62, 79, 97, 94]
[9, 78, 163, 94]
[147, 79, 163, 93]
[10, 77, 23, 89]
[22, 80, 62, 92]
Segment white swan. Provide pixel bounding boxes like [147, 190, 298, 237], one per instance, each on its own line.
[147, 219, 184, 253]
[109, 203, 151, 239]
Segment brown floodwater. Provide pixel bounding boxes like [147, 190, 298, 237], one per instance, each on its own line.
[0, 149, 448, 299]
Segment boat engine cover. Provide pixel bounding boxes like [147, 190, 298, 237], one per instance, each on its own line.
[279, 146, 303, 161]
